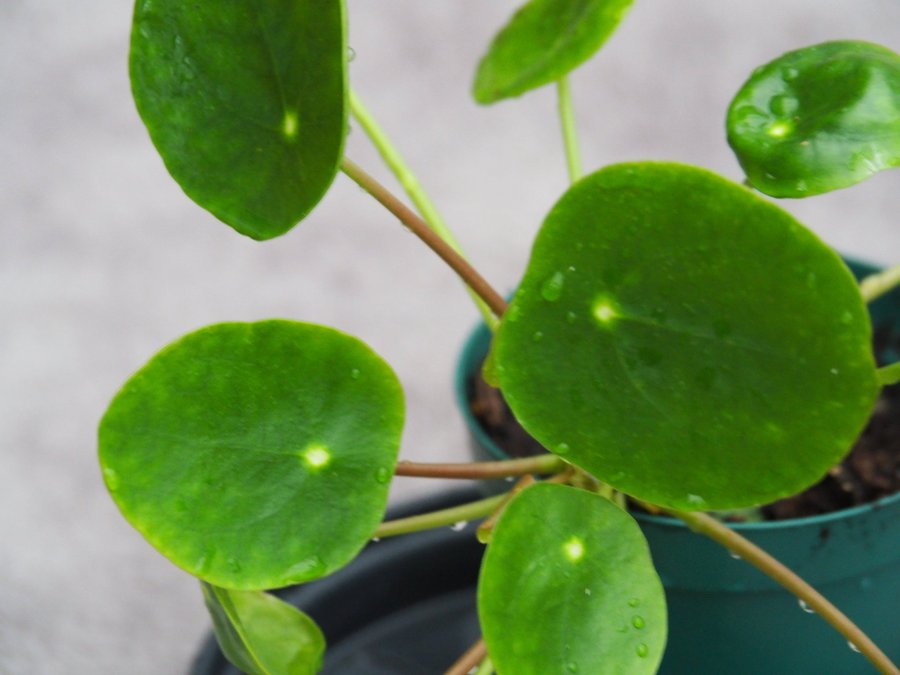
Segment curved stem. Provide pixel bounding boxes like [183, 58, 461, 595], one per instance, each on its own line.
[374, 493, 505, 539]
[395, 454, 565, 479]
[670, 509, 899, 675]
[349, 89, 499, 330]
[860, 264, 900, 303]
[556, 76, 583, 183]
[341, 157, 508, 318]
[877, 361, 900, 386]
[444, 638, 486, 675]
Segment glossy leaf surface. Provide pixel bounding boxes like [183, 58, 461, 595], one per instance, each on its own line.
[202, 583, 324, 675]
[728, 41, 900, 198]
[473, 0, 634, 104]
[130, 0, 347, 239]
[99, 321, 404, 589]
[479, 484, 666, 674]
[494, 162, 879, 510]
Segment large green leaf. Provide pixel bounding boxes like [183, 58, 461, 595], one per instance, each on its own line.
[494, 162, 879, 510]
[202, 583, 324, 675]
[479, 484, 666, 674]
[99, 321, 404, 589]
[473, 0, 634, 104]
[130, 0, 347, 239]
[727, 41, 900, 198]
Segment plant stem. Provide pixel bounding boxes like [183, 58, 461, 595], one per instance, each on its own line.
[477, 475, 536, 544]
[860, 264, 900, 303]
[349, 89, 499, 331]
[877, 361, 900, 386]
[556, 76, 583, 183]
[444, 638, 487, 675]
[374, 493, 506, 539]
[670, 509, 900, 675]
[341, 157, 508, 318]
[395, 454, 565, 479]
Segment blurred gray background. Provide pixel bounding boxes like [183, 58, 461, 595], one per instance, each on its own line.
[2, 0, 898, 672]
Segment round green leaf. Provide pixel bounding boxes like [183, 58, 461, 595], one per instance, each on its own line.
[727, 40, 900, 198]
[494, 162, 879, 510]
[130, 0, 347, 239]
[473, 0, 634, 104]
[99, 320, 404, 589]
[479, 484, 666, 675]
[202, 583, 324, 675]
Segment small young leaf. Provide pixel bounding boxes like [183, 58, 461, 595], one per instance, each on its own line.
[202, 583, 324, 675]
[479, 484, 666, 675]
[473, 0, 634, 104]
[130, 0, 347, 239]
[99, 321, 404, 589]
[494, 162, 879, 510]
[727, 41, 900, 198]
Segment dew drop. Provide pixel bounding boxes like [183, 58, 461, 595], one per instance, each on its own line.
[371, 537, 381, 543]
[687, 494, 706, 508]
[584, 587, 592, 596]
[636, 643, 649, 658]
[227, 558, 242, 573]
[566, 662, 578, 672]
[848, 640, 861, 653]
[375, 467, 391, 484]
[103, 468, 120, 491]
[628, 598, 641, 608]
[288, 556, 325, 579]
[566, 311, 577, 324]
[783, 66, 800, 81]
[347, 46, 357, 62]
[769, 94, 798, 117]
[798, 599, 815, 614]
[541, 271, 565, 302]
[451, 521, 468, 532]
[554, 442, 571, 455]
[350, 368, 361, 380]
[729, 551, 742, 560]
[532, 331, 544, 342]
[195, 552, 211, 574]
[632, 615, 645, 629]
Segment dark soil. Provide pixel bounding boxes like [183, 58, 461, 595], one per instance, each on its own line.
[468, 324, 900, 521]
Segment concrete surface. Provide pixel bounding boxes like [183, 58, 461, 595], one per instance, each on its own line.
[1, 0, 897, 672]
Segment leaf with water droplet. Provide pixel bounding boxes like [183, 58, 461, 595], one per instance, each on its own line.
[494, 162, 878, 509]
[99, 320, 404, 589]
[479, 484, 666, 674]
[473, 0, 635, 103]
[202, 582, 324, 674]
[541, 271, 566, 302]
[130, 0, 348, 239]
[727, 40, 900, 198]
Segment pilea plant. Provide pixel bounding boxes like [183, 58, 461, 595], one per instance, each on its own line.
[101, 1, 900, 673]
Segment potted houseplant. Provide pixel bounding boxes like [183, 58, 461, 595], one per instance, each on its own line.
[99, 1, 900, 673]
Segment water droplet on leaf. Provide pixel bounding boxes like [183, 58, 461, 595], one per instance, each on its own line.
[103, 468, 120, 491]
[375, 467, 391, 484]
[769, 94, 798, 117]
[798, 599, 815, 614]
[632, 615, 645, 629]
[541, 271, 565, 302]
[450, 521, 468, 532]
[636, 643, 649, 658]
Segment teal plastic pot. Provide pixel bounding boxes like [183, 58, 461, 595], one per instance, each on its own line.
[454, 259, 900, 674]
